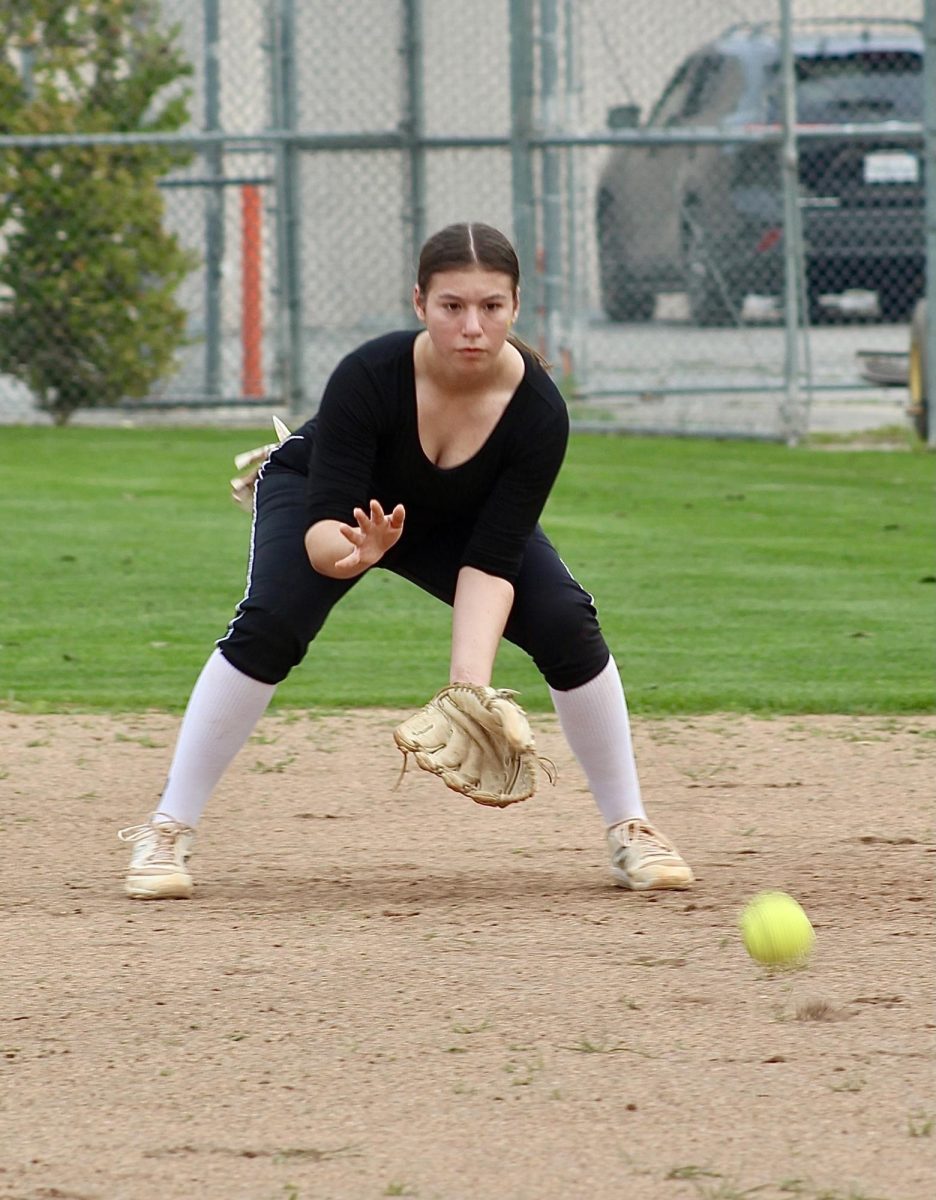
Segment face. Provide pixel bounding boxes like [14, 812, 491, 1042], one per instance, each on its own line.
[413, 267, 520, 372]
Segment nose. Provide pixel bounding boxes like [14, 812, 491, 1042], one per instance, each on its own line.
[462, 306, 483, 337]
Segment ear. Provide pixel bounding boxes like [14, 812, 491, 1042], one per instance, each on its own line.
[512, 289, 521, 322]
[412, 285, 426, 322]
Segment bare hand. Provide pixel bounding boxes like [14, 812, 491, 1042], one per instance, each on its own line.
[335, 500, 405, 573]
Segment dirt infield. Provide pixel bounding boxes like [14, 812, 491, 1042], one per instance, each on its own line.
[2, 710, 934, 1200]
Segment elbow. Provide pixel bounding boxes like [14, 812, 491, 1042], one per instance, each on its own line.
[303, 527, 334, 576]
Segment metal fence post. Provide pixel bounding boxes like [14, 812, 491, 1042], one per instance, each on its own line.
[20, 40, 35, 100]
[925, 0, 936, 448]
[539, 0, 562, 370]
[563, 0, 586, 392]
[271, 0, 305, 418]
[510, 0, 537, 342]
[402, 0, 426, 300]
[203, 0, 223, 401]
[266, 2, 288, 411]
[779, 0, 803, 445]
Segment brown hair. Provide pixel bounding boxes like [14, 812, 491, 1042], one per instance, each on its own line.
[416, 222, 549, 368]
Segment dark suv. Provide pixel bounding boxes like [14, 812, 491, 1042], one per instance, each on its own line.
[596, 20, 925, 324]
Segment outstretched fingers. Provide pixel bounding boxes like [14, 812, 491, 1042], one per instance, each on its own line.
[363, 500, 405, 529]
[338, 519, 365, 547]
[336, 500, 406, 567]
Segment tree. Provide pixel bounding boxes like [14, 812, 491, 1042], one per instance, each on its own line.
[0, 1, 197, 424]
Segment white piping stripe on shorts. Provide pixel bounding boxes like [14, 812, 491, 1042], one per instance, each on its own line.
[217, 433, 304, 649]
[557, 552, 598, 613]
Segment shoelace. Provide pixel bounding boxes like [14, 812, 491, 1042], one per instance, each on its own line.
[117, 822, 188, 865]
[614, 821, 676, 859]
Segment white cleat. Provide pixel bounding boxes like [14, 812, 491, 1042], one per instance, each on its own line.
[607, 819, 694, 891]
[118, 818, 195, 900]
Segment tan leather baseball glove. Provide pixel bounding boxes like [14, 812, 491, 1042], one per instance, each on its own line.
[393, 683, 555, 808]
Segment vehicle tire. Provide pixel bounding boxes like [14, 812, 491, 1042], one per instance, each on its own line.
[684, 220, 738, 326]
[908, 298, 928, 442]
[879, 278, 915, 323]
[599, 263, 655, 321]
[806, 272, 830, 325]
[597, 194, 655, 323]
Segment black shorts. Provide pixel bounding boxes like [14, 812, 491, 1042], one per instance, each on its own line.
[218, 457, 609, 691]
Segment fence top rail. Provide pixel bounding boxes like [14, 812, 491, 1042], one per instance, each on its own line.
[0, 122, 923, 152]
[0, 129, 400, 150]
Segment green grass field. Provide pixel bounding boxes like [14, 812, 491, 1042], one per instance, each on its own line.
[2, 426, 933, 714]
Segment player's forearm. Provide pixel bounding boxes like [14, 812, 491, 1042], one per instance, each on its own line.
[304, 520, 364, 578]
[450, 566, 514, 686]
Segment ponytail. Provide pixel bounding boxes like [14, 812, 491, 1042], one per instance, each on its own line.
[506, 331, 551, 371]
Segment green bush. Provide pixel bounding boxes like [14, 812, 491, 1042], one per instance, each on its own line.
[0, 0, 197, 424]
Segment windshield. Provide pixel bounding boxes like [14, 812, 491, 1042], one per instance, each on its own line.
[767, 51, 923, 123]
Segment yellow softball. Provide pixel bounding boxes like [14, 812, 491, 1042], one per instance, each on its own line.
[740, 891, 815, 966]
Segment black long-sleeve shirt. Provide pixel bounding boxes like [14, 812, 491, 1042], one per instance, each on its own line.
[292, 331, 569, 583]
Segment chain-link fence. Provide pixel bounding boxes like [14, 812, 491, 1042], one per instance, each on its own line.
[0, 0, 931, 441]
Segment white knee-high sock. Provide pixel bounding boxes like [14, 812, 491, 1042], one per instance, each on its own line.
[548, 655, 646, 827]
[155, 649, 277, 828]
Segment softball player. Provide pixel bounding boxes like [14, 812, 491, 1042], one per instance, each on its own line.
[119, 222, 693, 898]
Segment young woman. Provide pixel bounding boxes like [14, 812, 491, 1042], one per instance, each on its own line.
[119, 222, 693, 898]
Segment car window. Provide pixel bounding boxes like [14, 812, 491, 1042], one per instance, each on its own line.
[766, 50, 923, 123]
[648, 58, 698, 127]
[683, 55, 721, 120]
[702, 55, 746, 121]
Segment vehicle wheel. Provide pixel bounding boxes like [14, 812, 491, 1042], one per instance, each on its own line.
[684, 221, 737, 326]
[601, 278, 656, 322]
[597, 194, 655, 322]
[908, 298, 928, 442]
[806, 273, 830, 325]
[880, 279, 915, 323]
[598, 254, 655, 322]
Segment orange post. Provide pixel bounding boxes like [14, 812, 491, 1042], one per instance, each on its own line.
[241, 184, 263, 397]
